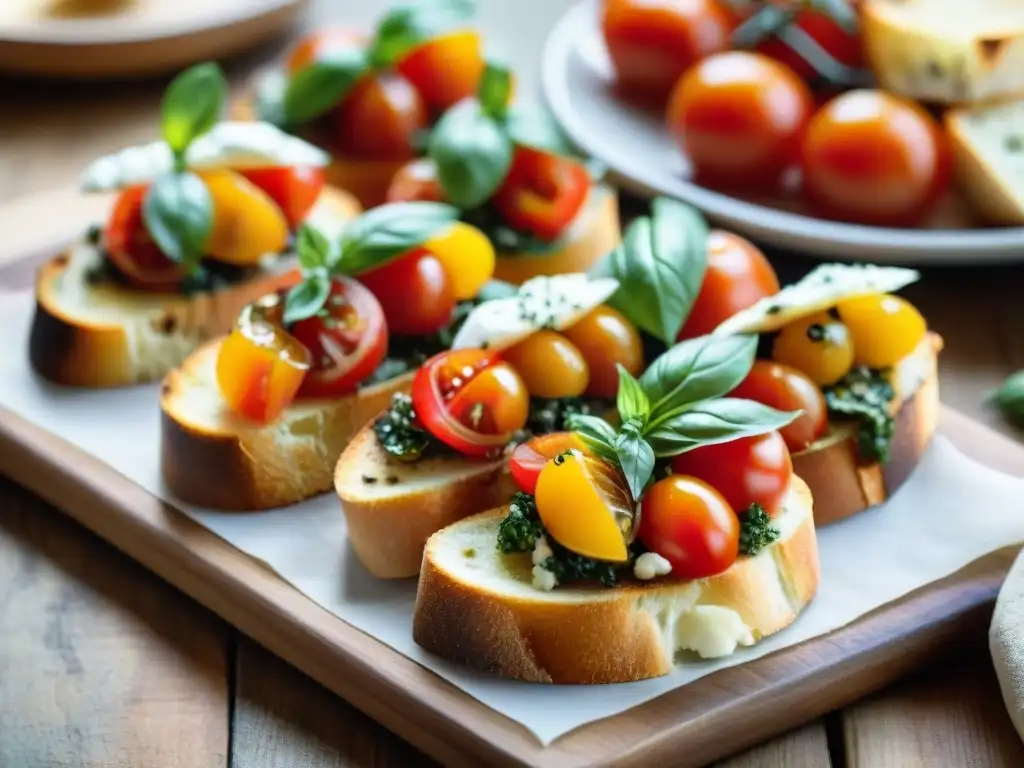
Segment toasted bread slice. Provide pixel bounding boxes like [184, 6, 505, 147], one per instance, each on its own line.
[160, 339, 414, 511]
[335, 423, 518, 579]
[413, 477, 818, 684]
[793, 331, 942, 527]
[29, 186, 360, 388]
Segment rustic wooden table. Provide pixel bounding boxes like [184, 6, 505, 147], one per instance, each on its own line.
[3, 2, 1024, 766]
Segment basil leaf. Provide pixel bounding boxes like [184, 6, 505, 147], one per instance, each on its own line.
[992, 370, 1024, 427]
[566, 412, 617, 444]
[284, 47, 367, 126]
[599, 197, 708, 346]
[161, 62, 226, 158]
[142, 171, 212, 270]
[283, 271, 332, 325]
[477, 61, 512, 119]
[645, 399, 801, 459]
[297, 224, 331, 271]
[616, 366, 649, 426]
[429, 100, 513, 208]
[368, 0, 476, 68]
[338, 201, 460, 275]
[505, 106, 576, 156]
[615, 420, 655, 501]
[640, 334, 758, 420]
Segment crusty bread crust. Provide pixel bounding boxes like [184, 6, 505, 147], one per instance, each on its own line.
[160, 340, 414, 511]
[945, 107, 1024, 226]
[413, 477, 819, 684]
[335, 423, 518, 579]
[792, 332, 942, 527]
[29, 186, 360, 388]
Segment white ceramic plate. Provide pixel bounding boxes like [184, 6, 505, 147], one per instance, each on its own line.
[540, 0, 1024, 264]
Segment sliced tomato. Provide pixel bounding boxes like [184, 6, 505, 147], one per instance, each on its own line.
[239, 166, 325, 229]
[103, 185, 184, 291]
[287, 276, 388, 398]
[493, 147, 590, 241]
[509, 432, 587, 495]
[357, 248, 455, 335]
[411, 349, 530, 458]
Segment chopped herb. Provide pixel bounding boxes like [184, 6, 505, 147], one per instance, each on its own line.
[738, 502, 780, 556]
[542, 548, 619, 588]
[823, 366, 896, 463]
[524, 396, 609, 437]
[766, 305, 781, 315]
[85, 224, 102, 245]
[496, 492, 545, 553]
[361, 475, 378, 484]
[372, 393, 448, 463]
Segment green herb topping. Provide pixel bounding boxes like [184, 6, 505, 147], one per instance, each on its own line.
[523, 396, 608, 437]
[991, 370, 1024, 428]
[496, 492, 545, 553]
[738, 503, 781, 556]
[373, 393, 450, 462]
[823, 366, 896, 463]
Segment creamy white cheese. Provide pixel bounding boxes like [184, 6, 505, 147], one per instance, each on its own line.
[672, 605, 756, 659]
[633, 552, 672, 581]
[80, 121, 331, 193]
[531, 564, 558, 591]
[452, 273, 619, 352]
[531, 535, 554, 566]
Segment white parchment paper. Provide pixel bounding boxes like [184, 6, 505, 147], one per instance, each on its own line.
[3, 291, 1024, 745]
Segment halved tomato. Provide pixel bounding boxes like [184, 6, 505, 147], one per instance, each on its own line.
[104, 185, 184, 291]
[494, 147, 590, 241]
[509, 432, 587, 495]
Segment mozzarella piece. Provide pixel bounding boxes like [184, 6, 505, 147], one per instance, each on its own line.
[451, 273, 620, 352]
[80, 121, 330, 192]
[531, 564, 558, 591]
[634, 552, 672, 581]
[531, 535, 554, 566]
[671, 605, 756, 659]
[712, 263, 920, 337]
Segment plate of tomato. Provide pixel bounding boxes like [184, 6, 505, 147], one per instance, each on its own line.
[540, 0, 1024, 264]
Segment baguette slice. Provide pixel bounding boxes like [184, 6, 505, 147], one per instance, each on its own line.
[413, 477, 819, 684]
[792, 331, 942, 527]
[335, 423, 518, 579]
[29, 186, 360, 388]
[161, 340, 414, 511]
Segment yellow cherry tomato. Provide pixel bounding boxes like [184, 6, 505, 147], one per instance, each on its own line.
[501, 330, 590, 399]
[422, 221, 496, 300]
[200, 170, 289, 266]
[771, 311, 854, 387]
[561, 305, 644, 398]
[836, 293, 927, 369]
[534, 451, 634, 562]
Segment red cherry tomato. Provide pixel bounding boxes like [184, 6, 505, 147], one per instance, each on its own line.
[239, 166, 325, 229]
[678, 230, 780, 340]
[639, 475, 739, 579]
[103, 185, 184, 291]
[670, 431, 793, 518]
[357, 249, 456, 336]
[602, 0, 738, 105]
[666, 51, 814, 190]
[411, 349, 530, 458]
[286, 28, 365, 75]
[509, 432, 587, 495]
[333, 72, 428, 161]
[288, 276, 388, 398]
[386, 159, 446, 203]
[730, 361, 828, 452]
[800, 89, 952, 227]
[494, 147, 590, 241]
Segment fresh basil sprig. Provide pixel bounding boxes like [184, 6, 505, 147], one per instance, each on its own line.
[336, 201, 460, 275]
[283, 223, 335, 325]
[283, 46, 368, 126]
[161, 62, 227, 162]
[644, 398, 802, 458]
[368, 0, 476, 69]
[615, 419, 656, 501]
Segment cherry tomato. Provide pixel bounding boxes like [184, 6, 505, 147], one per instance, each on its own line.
[333, 72, 427, 161]
[562, 305, 644, 398]
[666, 51, 814, 190]
[411, 349, 530, 458]
[103, 185, 184, 291]
[670, 431, 793, 518]
[357, 249, 456, 336]
[502, 330, 590, 399]
[422, 221, 495, 300]
[836, 293, 927, 369]
[678, 230, 780, 340]
[800, 90, 951, 227]
[772, 311, 854, 387]
[730, 361, 828, 452]
[602, 0, 737, 105]
[494, 147, 590, 241]
[239, 166, 325, 229]
[386, 158, 446, 204]
[216, 294, 311, 423]
[199, 170, 289, 266]
[287, 276, 388, 399]
[639, 475, 739, 579]
[509, 432, 588, 495]
[395, 30, 486, 114]
[286, 28, 365, 75]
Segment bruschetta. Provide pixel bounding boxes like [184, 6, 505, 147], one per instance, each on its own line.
[30, 62, 360, 389]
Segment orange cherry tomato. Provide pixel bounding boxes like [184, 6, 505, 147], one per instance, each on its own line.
[602, 0, 738, 105]
[730, 361, 828, 452]
[357, 249, 456, 336]
[836, 293, 927, 369]
[666, 51, 814, 190]
[561, 305, 644, 398]
[333, 72, 428, 161]
[239, 166, 325, 229]
[215, 295, 311, 424]
[670, 431, 793, 518]
[199, 170, 290, 266]
[103, 185, 184, 291]
[386, 158, 446, 203]
[771, 311, 854, 387]
[410, 349, 530, 458]
[678, 230, 780, 340]
[509, 432, 588, 495]
[395, 30, 486, 114]
[800, 90, 952, 227]
[287, 28, 365, 75]
[502, 330, 590, 399]
[493, 147, 590, 241]
[287, 276, 388, 399]
[639, 475, 739, 579]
